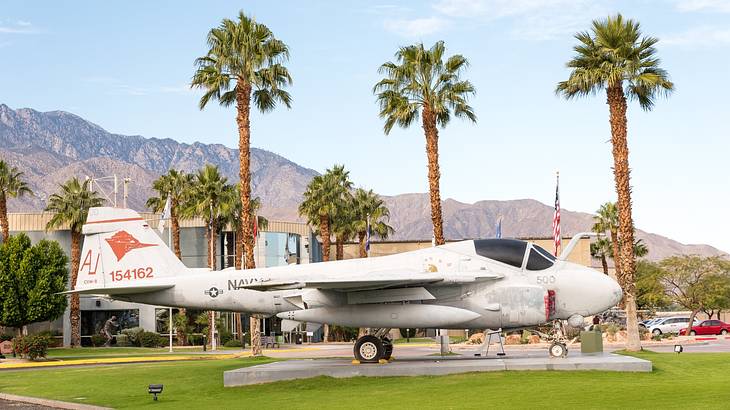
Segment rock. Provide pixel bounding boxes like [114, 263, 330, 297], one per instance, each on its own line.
[529, 335, 541, 344]
[616, 330, 628, 342]
[0, 340, 12, 355]
[468, 333, 484, 345]
[505, 334, 522, 345]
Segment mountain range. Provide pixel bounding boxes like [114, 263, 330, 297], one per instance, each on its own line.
[0, 103, 726, 261]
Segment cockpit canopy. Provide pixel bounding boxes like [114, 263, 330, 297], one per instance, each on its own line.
[473, 239, 556, 270]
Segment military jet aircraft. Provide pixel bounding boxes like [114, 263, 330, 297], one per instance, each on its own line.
[71, 207, 622, 362]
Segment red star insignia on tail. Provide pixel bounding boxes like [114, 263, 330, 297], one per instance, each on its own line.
[105, 230, 157, 261]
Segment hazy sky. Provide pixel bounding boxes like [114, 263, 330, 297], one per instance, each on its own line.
[1, 0, 728, 252]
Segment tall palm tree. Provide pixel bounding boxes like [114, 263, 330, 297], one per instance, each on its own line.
[146, 170, 193, 259]
[351, 188, 394, 258]
[374, 41, 476, 245]
[557, 14, 674, 351]
[192, 11, 292, 273]
[298, 165, 353, 262]
[45, 177, 104, 347]
[0, 161, 32, 242]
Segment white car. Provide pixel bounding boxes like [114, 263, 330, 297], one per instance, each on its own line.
[647, 316, 700, 336]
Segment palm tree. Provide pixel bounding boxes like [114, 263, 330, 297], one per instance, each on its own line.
[298, 165, 353, 262]
[220, 188, 268, 270]
[331, 192, 355, 261]
[45, 177, 104, 347]
[593, 202, 621, 277]
[557, 14, 674, 351]
[351, 188, 394, 258]
[146, 170, 193, 259]
[590, 237, 612, 275]
[220, 189, 268, 348]
[192, 11, 292, 273]
[181, 165, 232, 349]
[181, 165, 231, 271]
[374, 41, 476, 245]
[0, 161, 32, 242]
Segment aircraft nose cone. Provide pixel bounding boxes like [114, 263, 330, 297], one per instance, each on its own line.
[606, 275, 623, 308]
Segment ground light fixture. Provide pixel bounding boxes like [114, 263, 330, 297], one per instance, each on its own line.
[674, 344, 683, 354]
[148, 384, 163, 401]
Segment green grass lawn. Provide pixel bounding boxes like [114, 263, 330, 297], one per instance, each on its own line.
[2, 351, 730, 409]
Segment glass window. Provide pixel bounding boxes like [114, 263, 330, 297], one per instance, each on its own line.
[474, 239, 527, 268]
[710, 320, 721, 326]
[534, 245, 557, 262]
[526, 248, 554, 271]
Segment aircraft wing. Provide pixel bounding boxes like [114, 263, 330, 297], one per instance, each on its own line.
[243, 270, 503, 292]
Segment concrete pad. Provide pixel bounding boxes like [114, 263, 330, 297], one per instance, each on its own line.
[223, 352, 652, 387]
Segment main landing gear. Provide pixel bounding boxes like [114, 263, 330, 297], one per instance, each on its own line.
[353, 329, 393, 363]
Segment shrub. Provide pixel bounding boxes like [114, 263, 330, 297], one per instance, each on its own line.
[520, 330, 531, 344]
[224, 339, 242, 348]
[115, 334, 130, 347]
[139, 331, 165, 348]
[121, 327, 145, 347]
[90, 334, 107, 347]
[602, 323, 620, 336]
[12, 334, 51, 360]
[0, 334, 13, 342]
[219, 328, 233, 345]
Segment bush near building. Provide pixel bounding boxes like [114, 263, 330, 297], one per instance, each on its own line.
[12, 334, 51, 360]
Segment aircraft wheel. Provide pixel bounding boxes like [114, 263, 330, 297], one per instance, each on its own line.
[382, 337, 393, 360]
[549, 342, 567, 358]
[354, 335, 384, 363]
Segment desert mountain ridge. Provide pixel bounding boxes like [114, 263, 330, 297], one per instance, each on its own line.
[0, 103, 726, 261]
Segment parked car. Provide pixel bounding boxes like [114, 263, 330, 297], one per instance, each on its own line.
[679, 320, 730, 336]
[640, 318, 660, 328]
[647, 316, 701, 336]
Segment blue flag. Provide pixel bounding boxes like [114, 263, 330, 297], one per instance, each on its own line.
[496, 218, 502, 239]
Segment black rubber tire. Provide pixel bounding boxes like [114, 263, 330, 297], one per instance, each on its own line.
[721, 329, 728, 335]
[354, 335, 384, 363]
[652, 329, 662, 336]
[549, 342, 566, 358]
[690, 330, 696, 336]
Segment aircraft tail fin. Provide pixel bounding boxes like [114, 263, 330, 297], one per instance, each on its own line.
[72, 207, 184, 294]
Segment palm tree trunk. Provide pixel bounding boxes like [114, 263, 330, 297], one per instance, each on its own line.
[235, 313, 243, 345]
[250, 316, 262, 356]
[235, 223, 243, 270]
[358, 231, 367, 258]
[69, 230, 82, 347]
[320, 214, 331, 262]
[609, 229, 621, 279]
[607, 84, 640, 352]
[0, 192, 8, 242]
[335, 236, 344, 260]
[171, 199, 181, 259]
[236, 82, 256, 271]
[422, 106, 445, 245]
[600, 255, 608, 275]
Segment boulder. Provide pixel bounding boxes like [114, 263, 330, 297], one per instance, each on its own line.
[468, 333, 484, 345]
[0, 341, 12, 355]
[529, 335, 541, 344]
[505, 334, 522, 345]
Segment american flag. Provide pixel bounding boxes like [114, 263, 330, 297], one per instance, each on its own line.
[552, 172, 561, 256]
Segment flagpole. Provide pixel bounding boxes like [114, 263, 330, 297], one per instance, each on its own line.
[366, 213, 371, 258]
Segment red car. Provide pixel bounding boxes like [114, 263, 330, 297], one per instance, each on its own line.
[679, 320, 730, 336]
